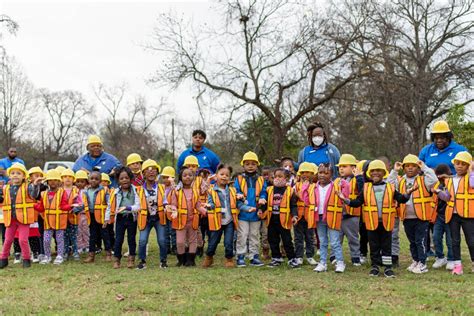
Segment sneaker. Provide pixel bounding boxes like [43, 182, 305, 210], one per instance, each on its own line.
[335, 261, 346, 273]
[360, 256, 367, 264]
[160, 261, 168, 269]
[306, 257, 318, 266]
[268, 259, 282, 268]
[32, 254, 39, 263]
[369, 266, 379, 277]
[452, 263, 463, 275]
[407, 261, 418, 272]
[384, 268, 395, 278]
[13, 253, 21, 264]
[352, 257, 361, 266]
[412, 262, 429, 274]
[316, 249, 320, 256]
[432, 257, 447, 269]
[38, 254, 45, 262]
[136, 261, 146, 270]
[446, 261, 455, 271]
[236, 255, 246, 268]
[40, 256, 51, 265]
[73, 253, 80, 261]
[22, 259, 31, 268]
[295, 257, 304, 265]
[95, 248, 102, 255]
[123, 251, 129, 258]
[250, 255, 264, 267]
[330, 256, 336, 265]
[313, 262, 327, 272]
[288, 258, 300, 269]
[53, 256, 64, 265]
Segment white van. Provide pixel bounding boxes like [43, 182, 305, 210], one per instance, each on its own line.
[43, 161, 75, 171]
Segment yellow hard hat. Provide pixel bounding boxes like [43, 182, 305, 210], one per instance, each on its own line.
[8, 163, 28, 178]
[356, 160, 367, 172]
[452, 151, 472, 165]
[61, 168, 76, 180]
[240, 151, 260, 166]
[431, 120, 451, 134]
[101, 173, 111, 184]
[366, 160, 388, 178]
[55, 166, 66, 174]
[142, 159, 161, 173]
[87, 135, 103, 146]
[298, 162, 316, 175]
[45, 169, 62, 181]
[337, 154, 357, 166]
[126, 153, 143, 166]
[402, 154, 419, 166]
[183, 155, 199, 167]
[161, 166, 176, 178]
[28, 166, 44, 177]
[75, 170, 89, 180]
[310, 163, 319, 174]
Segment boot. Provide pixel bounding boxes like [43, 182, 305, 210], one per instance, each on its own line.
[127, 256, 135, 269]
[196, 247, 204, 258]
[185, 253, 196, 267]
[113, 257, 121, 269]
[224, 258, 235, 268]
[262, 248, 271, 261]
[0, 259, 8, 269]
[176, 253, 186, 267]
[23, 259, 31, 268]
[84, 252, 95, 263]
[202, 255, 213, 268]
[105, 251, 112, 262]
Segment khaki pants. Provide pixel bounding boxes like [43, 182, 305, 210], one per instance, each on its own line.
[237, 220, 261, 257]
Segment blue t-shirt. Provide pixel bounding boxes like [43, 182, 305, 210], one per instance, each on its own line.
[73, 152, 122, 187]
[297, 143, 341, 178]
[0, 157, 25, 182]
[177, 146, 221, 173]
[419, 141, 467, 174]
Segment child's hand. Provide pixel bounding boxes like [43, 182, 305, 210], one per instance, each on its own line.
[33, 177, 44, 185]
[117, 206, 127, 214]
[394, 162, 402, 172]
[292, 216, 298, 225]
[335, 190, 346, 201]
[102, 222, 108, 228]
[257, 210, 263, 217]
[248, 207, 256, 213]
[352, 167, 363, 177]
[417, 160, 425, 169]
[437, 174, 452, 180]
[408, 182, 419, 194]
[171, 210, 178, 219]
[431, 187, 441, 194]
[236, 193, 244, 200]
[258, 198, 266, 205]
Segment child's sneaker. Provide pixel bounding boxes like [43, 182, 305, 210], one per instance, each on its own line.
[384, 268, 395, 278]
[452, 263, 463, 275]
[73, 253, 80, 261]
[160, 260, 168, 269]
[268, 258, 283, 268]
[335, 261, 346, 273]
[295, 257, 304, 265]
[288, 258, 300, 269]
[352, 257, 361, 266]
[250, 255, 264, 267]
[407, 261, 418, 272]
[306, 257, 318, 266]
[432, 257, 447, 269]
[13, 253, 21, 264]
[313, 262, 327, 272]
[40, 256, 51, 265]
[360, 256, 367, 264]
[369, 265, 379, 277]
[412, 262, 428, 274]
[136, 260, 146, 270]
[53, 256, 64, 265]
[446, 261, 455, 270]
[329, 256, 336, 265]
[32, 253, 39, 263]
[236, 255, 246, 268]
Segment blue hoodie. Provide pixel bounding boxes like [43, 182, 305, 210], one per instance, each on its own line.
[234, 173, 268, 222]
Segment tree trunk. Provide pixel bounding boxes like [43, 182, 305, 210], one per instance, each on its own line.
[272, 125, 286, 161]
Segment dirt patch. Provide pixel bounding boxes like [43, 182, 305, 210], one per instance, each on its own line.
[264, 302, 306, 315]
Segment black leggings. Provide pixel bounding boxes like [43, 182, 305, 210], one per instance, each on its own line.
[449, 214, 474, 261]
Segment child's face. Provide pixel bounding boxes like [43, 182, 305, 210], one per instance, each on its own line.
[100, 180, 109, 187]
[299, 171, 314, 182]
[62, 176, 74, 187]
[273, 170, 288, 187]
[75, 179, 88, 189]
[186, 164, 199, 173]
[370, 169, 385, 183]
[454, 160, 469, 176]
[144, 167, 158, 182]
[216, 168, 231, 187]
[48, 179, 61, 190]
[243, 160, 258, 173]
[403, 163, 420, 178]
[181, 169, 195, 186]
[338, 165, 354, 177]
[119, 171, 131, 190]
[29, 173, 42, 182]
[162, 176, 171, 186]
[9, 170, 25, 185]
[89, 173, 100, 188]
[128, 162, 142, 174]
[317, 169, 332, 185]
[282, 160, 294, 173]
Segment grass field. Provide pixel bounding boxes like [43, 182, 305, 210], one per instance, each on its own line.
[1, 230, 474, 315]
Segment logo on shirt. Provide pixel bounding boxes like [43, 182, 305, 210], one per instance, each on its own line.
[448, 152, 454, 157]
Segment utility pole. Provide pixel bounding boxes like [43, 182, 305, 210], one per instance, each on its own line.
[171, 118, 175, 167]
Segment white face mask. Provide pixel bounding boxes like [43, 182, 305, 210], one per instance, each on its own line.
[312, 136, 324, 147]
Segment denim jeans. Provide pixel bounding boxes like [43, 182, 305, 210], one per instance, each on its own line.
[114, 214, 137, 259]
[317, 218, 343, 264]
[138, 215, 168, 262]
[403, 218, 429, 264]
[206, 223, 235, 259]
[165, 221, 176, 250]
[433, 216, 453, 261]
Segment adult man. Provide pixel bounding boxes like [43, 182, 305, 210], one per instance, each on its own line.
[0, 147, 25, 183]
[176, 130, 220, 173]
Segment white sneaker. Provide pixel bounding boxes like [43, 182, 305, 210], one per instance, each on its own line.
[360, 256, 367, 264]
[40, 256, 51, 265]
[53, 256, 64, 265]
[306, 257, 318, 266]
[295, 257, 303, 265]
[313, 262, 327, 272]
[446, 261, 455, 271]
[412, 262, 429, 274]
[407, 261, 418, 272]
[432, 257, 447, 269]
[123, 251, 129, 258]
[335, 261, 346, 273]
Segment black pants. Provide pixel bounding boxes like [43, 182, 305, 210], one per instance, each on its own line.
[268, 214, 295, 260]
[359, 220, 368, 257]
[449, 214, 474, 261]
[368, 224, 392, 268]
[14, 236, 41, 255]
[107, 224, 115, 249]
[114, 214, 137, 259]
[199, 216, 210, 244]
[294, 218, 315, 258]
[0, 223, 5, 245]
[89, 215, 112, 252]
[38, 216, 45, 255]
[403, 219, 429, 264]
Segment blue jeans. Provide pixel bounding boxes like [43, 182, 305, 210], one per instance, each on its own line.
[138, 215, 168, 262]
[317, 218, 343, 264]
[166, 221, 176, 250]
[206, 223, 235, 259]
[403, 218, 429, 264]
[433, 217, 453, 261]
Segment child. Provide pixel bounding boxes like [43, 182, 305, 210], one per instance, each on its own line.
[280, 157, 296, 187]
[337, 160, 417, 277]
[35, 169, 74, 265]
[83, 171, 112, 263]
[435, 151, 474, 275]
[168, 167, 206, 267]
[61, 169, 81, 260]
[304, 163, 349, 273]
[137, 160, 170, 270]
[75, 170, 90, 254]
[234, 151, 267, 267]
[260, 166, 274, 260]
[0, 163, 42, 269]
[28, 167, 47, 263]
[260, 168, 299, 268]
[357, 160, 370, 264]
[293, 162, 317, 266]
[203, 164, 240, 268]
[431, 164, 454, 270]
[107, 166, 146, 269]
[335, 154, 364, 266]
[388, 154, 438, 274]
[100, 172, 115, 251]
[161, 166, 177, 255]
[127, 153, 145, 186]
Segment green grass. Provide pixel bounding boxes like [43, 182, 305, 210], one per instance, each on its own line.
[1, 230, 474, 315]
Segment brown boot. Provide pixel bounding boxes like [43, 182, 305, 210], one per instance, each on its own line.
[105, 251, 112, 262]
[202, 255, 213, 268]
[127, 256, 135, 269]
[84, 252, 95, 263]
[113, 257, 120, 269]
[224, 258, 235, 268]
[262, 248, 271, 260]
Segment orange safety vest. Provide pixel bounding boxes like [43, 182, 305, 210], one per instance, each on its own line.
[208, 187, 239, 231]
[169, 187, 200, 230]
[193, 176, 208, 204]
[82, 188, 109, 225]
[236, 175, 265, 202]
[306, 184, 318, 229]
[429, 182, 441, 223]
[445, 174, 474, 223]
[137, 185, 161, 230]
[2, 183, 36, 227]
[347, 177, 361, 216]
[326, 179, 344, 230]
[263, 186, 293, 230]
[110, 186, 148, 228]
[64, 187, 80, 225]
[398, 176, 435, 221]
[294, 182, 307, 220]
[362, 182, 397, 231]
[42, 189, 69, 230]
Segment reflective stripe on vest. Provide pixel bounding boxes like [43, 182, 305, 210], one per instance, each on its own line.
[362, 182, 397, 231]
[208, 187, 239, 231]
[2, 183, 36, 227]
[398, 176, 433, 221]
[326, 179, 343, 230]
[265, 186, 292, 230]
[43, 189, 68, 230]
[237, 175, 264, 202]
[446, 175, 474, 223]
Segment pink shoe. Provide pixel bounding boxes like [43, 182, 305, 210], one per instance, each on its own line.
[452, 264, 463, 275]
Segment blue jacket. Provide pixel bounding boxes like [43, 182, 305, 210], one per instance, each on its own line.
[177, 146, 220, 173]
[73, 152, 122, 187]
[234, 173, 268, 222]
[419, 141, 467, 174]
[0, 157, 25, 182]
[297, 143, 341, 178]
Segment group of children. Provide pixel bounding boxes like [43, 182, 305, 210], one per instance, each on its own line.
[0, 146, 473, 278]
